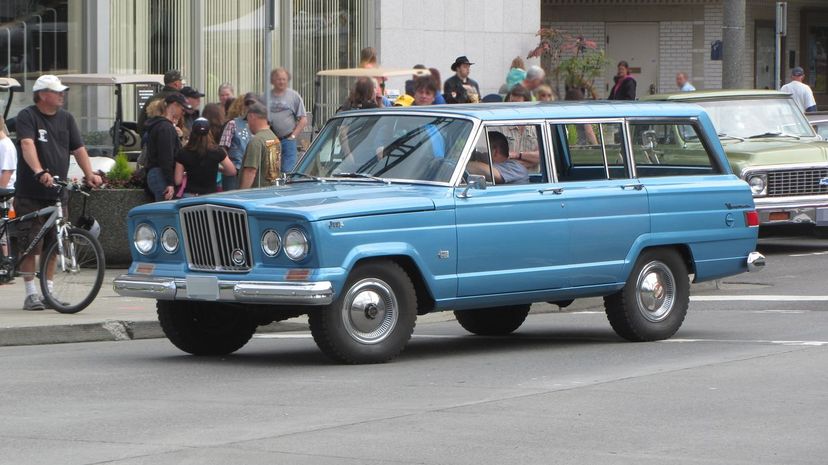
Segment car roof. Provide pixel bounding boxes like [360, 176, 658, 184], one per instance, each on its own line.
[0, 77, 22, 90]
[57, 74, 165, 86]
[317, 67, 430, 78]
[642, 89, 791, 101]
[335, 101, 713, 122]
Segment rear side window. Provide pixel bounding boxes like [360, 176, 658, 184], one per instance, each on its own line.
[553, 122, 629, 181]
[628, 122, 723, 177]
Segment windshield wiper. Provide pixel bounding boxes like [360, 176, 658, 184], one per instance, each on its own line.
[747, 132, 801, 140]
[286, 172, 321, 182]
[717, 133, 745, 142]
[331, 172, 390, 184]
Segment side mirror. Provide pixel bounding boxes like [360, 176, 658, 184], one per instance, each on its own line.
[459, 174, 487, 198]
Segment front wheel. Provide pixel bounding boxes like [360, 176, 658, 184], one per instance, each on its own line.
[604, 249, 689, 341]
[40, 227, 105, 314]
[309, 261, 417, 364]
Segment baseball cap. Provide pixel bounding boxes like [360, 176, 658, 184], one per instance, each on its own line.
[192, 117, 210, 135]
[164, 69, 183, 84]
[164, 92, 193, 110]
[181, 86, 205, 98]
[32, 75, 69, 92]
[792, 66, 805, 76]
[393, 94, 414, 106]
[243, 92, 263, 105]
[246, 102, 268, 118]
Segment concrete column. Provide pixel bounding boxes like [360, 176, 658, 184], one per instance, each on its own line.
[722, 0, 746, 89]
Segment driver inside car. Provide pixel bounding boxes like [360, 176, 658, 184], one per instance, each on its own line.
[465, 131, 529, 184]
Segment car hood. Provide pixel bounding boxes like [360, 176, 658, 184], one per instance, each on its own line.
[129, 181, 444, 221]
[721, 138, 828, 174]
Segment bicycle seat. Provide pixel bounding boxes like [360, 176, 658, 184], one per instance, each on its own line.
[0, 187, 14, 202]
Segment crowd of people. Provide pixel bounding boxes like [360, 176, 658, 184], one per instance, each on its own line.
[137, 67, 305, 201]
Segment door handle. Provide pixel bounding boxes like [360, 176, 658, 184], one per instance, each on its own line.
[620, 184, 643, 191]
[539, 187, 564, 195]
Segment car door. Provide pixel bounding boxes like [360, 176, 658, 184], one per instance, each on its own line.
[551, 120, 651, 287]
[455, 123, 571, 297]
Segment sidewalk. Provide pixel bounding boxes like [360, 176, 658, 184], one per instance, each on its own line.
[0, 268, 621, 347]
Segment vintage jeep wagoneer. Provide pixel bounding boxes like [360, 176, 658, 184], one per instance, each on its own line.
[114, 102, 764, 364]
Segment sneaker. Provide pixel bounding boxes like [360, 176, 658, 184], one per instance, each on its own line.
[43, 295, 70, 310]
[23, 294, 45, 311]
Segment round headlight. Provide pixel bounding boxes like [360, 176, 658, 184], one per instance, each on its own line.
[261, 229, 281, 257]
[748, 175, 767, 196]
[134, 223, 156, 255]
[284, 228, 309, 261]
[160, 227, 179, 253]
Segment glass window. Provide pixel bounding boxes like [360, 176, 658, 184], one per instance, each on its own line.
[463, 126, 537, 185]
[629, 122, 722, 177]
[300, 115, 471, 183]
[554, 122, 629, 181]
[696, 98, 816, 139]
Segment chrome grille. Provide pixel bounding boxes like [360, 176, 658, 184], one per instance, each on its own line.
[180, 205, 251, 272]
[766, 168, 828, 197]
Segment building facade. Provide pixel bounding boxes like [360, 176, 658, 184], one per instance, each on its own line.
[542, 0, 828, 106]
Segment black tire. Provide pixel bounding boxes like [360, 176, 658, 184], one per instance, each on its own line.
[454, 304, 531, 336]
[40, 227, 105, 314]
[157, 300, 257, 355]
[604, 249, 689, 342]
[309, 261, 417, 364]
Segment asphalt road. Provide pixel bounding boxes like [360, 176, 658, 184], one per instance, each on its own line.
[1, 234, 827, 465]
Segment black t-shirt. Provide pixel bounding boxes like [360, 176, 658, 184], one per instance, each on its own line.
[15, 106, 83, 200]
[175, 147, 227, 195]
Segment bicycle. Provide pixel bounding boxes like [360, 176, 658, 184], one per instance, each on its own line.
[0, 177, 105, 313]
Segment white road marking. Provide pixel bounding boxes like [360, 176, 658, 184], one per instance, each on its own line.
[748, 310, 807, 314]
[664, 338, 828, 346]
[691, 295, 828, 302]
[789, 251, 828, 257]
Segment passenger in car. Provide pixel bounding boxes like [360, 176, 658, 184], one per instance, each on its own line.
[466, 131, 529, 184]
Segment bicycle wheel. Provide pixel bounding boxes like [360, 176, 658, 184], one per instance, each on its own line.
[40, 227, 105, 314]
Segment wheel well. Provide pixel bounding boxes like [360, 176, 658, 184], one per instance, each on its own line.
[353, 256, 435, 315]
[639, 245, 695, 275]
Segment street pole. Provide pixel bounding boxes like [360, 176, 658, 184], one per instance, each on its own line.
[264, 0, 275, 121]
[775, 2, 787, 89]
[722, 0, 745, 89]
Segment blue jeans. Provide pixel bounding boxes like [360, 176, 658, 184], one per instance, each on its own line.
[146, 167, 170, 201]
[280, 138, 298, 173]
[221, 174, 239, 191]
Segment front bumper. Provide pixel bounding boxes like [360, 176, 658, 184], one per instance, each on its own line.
[754, 196, 828, 226]
[112, 274, 334, 305]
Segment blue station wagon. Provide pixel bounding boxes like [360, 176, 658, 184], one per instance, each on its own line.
[114, 102, 764, 363]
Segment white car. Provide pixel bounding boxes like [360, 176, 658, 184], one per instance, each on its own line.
[66, 155, 116, 182]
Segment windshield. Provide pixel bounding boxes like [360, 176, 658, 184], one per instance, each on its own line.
[696, 98, 816, 139]
[296, 114, 473, 183]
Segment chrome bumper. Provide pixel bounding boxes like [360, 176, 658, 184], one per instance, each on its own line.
[754, 197, 828, 226]
[112, 274, 334, 305]
[747, 252, 765, 273]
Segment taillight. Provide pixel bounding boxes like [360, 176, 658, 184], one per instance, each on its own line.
[745, 210, 760, 227]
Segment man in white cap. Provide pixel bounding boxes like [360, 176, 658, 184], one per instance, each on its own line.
[14, 74, 102, 311]
[780, 67, 817, 113]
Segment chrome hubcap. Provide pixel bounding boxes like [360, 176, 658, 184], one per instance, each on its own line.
[341, 278, 398, 344]
[635, 261, 675, 322]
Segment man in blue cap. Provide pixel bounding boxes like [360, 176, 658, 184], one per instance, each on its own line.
[780, 67, 817, 113]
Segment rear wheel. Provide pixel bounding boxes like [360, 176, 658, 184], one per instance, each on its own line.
[604, 249, 689, 341]
[40, 228, 105, 314]
[157, 300, 257, 355]
[309, 261, 417, 364]
[454, 305, 531, 336]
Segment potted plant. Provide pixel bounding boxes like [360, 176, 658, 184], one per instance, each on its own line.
[69, 151, 151, 266]
[528, 29, 609, 100]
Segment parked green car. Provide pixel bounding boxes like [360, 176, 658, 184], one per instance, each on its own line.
[643, 90, 828, 232]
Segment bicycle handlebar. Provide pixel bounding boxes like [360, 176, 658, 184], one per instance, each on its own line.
[52, 177, 92, 197]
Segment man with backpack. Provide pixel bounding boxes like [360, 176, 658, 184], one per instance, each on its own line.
[239, 103, 281, 189]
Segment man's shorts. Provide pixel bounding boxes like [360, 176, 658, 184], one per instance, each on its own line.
[12, 196, 68, 256]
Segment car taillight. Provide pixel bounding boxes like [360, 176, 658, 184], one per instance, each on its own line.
[745, 210, 760, 227]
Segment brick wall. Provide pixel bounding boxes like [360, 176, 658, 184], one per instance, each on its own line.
[659, 21, 695, 92]
[704, 3, 724, 89]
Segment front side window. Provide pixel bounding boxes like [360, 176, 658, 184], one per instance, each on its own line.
[298, 115, 472, 183]
[629, 122, 722, 177]
[697, 98, 816, 139]
[463, 126, 538, 185]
